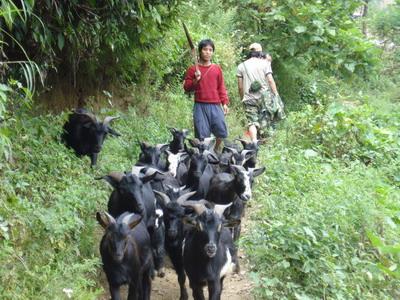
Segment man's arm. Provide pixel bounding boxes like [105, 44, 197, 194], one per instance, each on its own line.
[267, 73, 278, 96]
[237, 76, 244, 100]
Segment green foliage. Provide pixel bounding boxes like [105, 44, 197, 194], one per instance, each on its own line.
[370, 1, 400, 45]
[242, 92, 400, 298]
[243, 150, 400, 299]
[282, 101, 399, 165]
[1, 0, 182, 89]
[225, 0, 380, 109]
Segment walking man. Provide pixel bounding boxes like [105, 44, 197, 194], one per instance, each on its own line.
[237, 42, 284, 142]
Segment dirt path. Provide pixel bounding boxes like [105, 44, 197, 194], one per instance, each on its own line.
[98, 219, 255, 300]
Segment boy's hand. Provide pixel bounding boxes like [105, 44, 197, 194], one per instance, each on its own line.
[194, 69, 201, 82]
[222, 104, 229, 115]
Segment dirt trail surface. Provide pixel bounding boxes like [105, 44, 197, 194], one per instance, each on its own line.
[99, 252, 254, 300]
[98, 218, 255, 300]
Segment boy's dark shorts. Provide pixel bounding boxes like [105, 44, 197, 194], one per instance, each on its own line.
[193, 102, 228, 139]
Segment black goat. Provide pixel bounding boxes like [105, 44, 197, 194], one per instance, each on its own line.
[101, 170, 158, 223]
[154, 190, 197, 300]
[61, 108, 119, 166]
[101, 169, 166, 278]
[186, 149, 219, 200]
[97, 211, 153, 300]
[206, 165, 265, 241]
[237, 139, 261, 169]
[182, 202, 239, 300]
[136, 142, 169, 170]
[168, 128, 189, 154]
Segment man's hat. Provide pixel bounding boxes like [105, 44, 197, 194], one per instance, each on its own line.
[249, 42, 262, 52]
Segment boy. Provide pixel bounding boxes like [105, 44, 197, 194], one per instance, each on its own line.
[184, 39, 229, 151]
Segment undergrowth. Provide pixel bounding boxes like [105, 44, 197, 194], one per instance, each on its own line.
[242, 75, 400, 299]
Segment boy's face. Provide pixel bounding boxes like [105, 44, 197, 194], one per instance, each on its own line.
[200, 45, 214, 62]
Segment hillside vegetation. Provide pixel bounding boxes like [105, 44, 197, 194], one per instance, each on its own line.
[1, 0, 400, 299]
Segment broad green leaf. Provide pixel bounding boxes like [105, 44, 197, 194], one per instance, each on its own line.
[311, 36, 324, 42]
[0, 84, 12, 92]
[57, 33, 64, 50]
[327, 28, 336, 36]
[294, 25, 307, 33]
[344, 62, 356, 73]
[273, 14, 286, 21]
[304, 149, 318, 158]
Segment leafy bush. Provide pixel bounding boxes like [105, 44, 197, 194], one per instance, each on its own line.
[225, 0, 380, 109]
[281, 101, 399, 165]
[242, 134, 400, 299]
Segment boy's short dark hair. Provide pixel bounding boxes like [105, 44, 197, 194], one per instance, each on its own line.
[198, 39, 215, 53]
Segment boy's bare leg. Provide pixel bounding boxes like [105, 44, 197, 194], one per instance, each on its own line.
[215, 137, 223, 153]
[248, 124, 258, 143]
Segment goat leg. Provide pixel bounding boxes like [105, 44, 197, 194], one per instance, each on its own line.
[208, 279, 222, 300]
[191, 282, 205, 300]
[109, 285, 121, 300]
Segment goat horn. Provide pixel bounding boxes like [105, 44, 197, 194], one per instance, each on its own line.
[107, 171, 124, 182]
[214, 203, 233, 218]
[74, 110, 97, 123]
[103, 116, 119, 126]
[176, 191, 197, 205]
[181, 200, 207, 215]
[198, 199, 214, 209]
[132, 166, 145, 176]
[143, 167, 163, 177]
[96, 211, 116, 229]
[154, 190, 170, 205]
[224, 146, 238, 154]
[156, 143, 169, 150]
[235, 138, 249, 144]
[241, 149, 255, 157]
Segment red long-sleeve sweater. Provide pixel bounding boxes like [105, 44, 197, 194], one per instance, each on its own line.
[183, 64, 229, 105]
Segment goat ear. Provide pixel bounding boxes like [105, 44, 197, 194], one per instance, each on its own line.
[127, 214, 142, 230]
[96, 212, 115, 229]
[154, 190, 170, 206]
[236, 138, 249, 148]
[189, 138, 200, 147]
[102, 173, 123, 189]
[214, 203, 233, 218]
[157, 143, 169, 152]
[205, 151, 219, 164]
[140, 168, 164, 183]
[251, 166, 266, 177]
[107, 127, 121, 137]
[229, 164, 238, 174]
[140, 142, 150, 151]
[223, 218, 241, 228]
[169, 127, 177, 134]
[182, 215, 197, 227]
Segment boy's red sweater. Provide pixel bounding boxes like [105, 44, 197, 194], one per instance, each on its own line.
[183, 64, 229, 105]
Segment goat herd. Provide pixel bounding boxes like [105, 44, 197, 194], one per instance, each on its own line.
[62, 109, 265, 300]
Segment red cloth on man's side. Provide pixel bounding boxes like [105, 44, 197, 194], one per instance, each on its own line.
[183, 64, 229, 105]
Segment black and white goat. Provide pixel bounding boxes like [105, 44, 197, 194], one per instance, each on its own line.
[182, 202, 239, 300]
